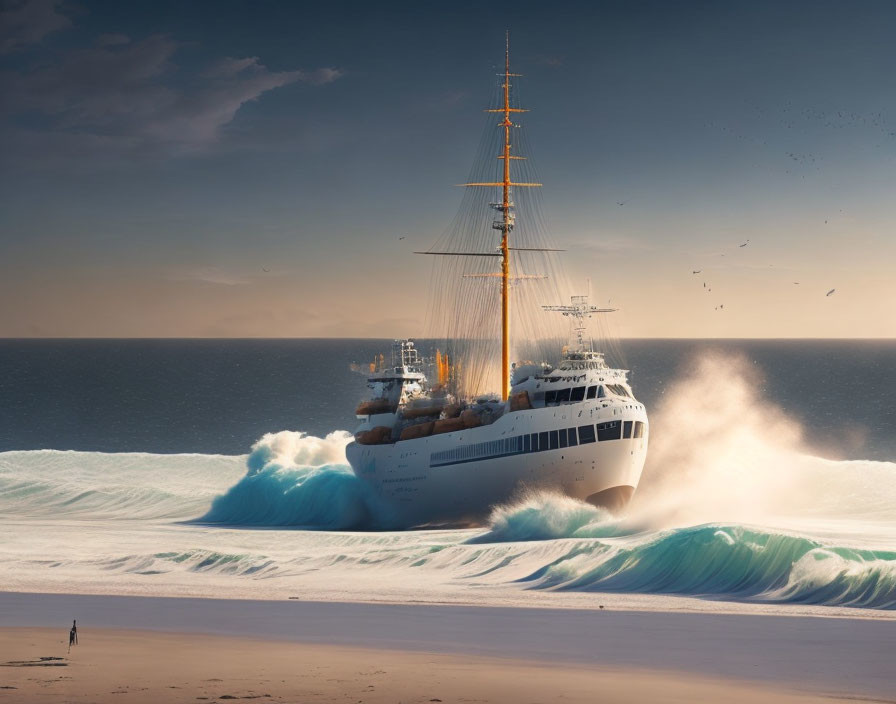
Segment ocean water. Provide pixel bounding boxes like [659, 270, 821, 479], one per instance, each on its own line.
[1, 339, 894, 612]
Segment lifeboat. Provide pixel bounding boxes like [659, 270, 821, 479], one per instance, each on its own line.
[432, 417, 466, 435]
[509, 390, 532, 412]
[355, 426, 393, 445]
[399, 421, 435, 441]
[401, 400, 446, 419]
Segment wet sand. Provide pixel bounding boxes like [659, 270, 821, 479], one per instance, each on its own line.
[0, 627, 875, 704]
[1, 592, 894, 703]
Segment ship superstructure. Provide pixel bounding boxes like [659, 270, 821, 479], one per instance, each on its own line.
[346, 37, 648, 527]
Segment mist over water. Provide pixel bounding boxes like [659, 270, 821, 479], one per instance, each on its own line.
[1, 342, 894, 610]
[634, 352, 894, 528]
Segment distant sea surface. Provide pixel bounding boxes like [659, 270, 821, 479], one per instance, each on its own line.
[1, 338, 894, 612]
[1, 338, 893, 459]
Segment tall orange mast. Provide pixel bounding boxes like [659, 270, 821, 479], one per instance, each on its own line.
[463, 32, 541, 399]
[499, 32, 513, 402]
[419, 34, 543, 400]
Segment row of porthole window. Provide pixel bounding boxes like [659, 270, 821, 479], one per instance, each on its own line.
[527, 419, 645, 451]
[430, 420, 646, 467]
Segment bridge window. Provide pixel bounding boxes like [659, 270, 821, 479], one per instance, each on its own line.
[559, 428, 568, 448]
[633, 421, 645, 439]
[539, 431, 549, 451]
[586, 386, 597, 399]
[623, 420, 633, 438]
[549, 430, 560, 450]
[578, 424, 596, 444]
[570, 386, 586, 402]
[556, 388, 571, 403]
[567, 428, 578, 446]
[544, 390, 557, 405]
[597, 421, 622, 441]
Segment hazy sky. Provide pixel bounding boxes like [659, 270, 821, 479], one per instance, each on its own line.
[1, 0, 894, 338]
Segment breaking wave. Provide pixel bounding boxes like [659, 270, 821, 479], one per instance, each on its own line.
[501, 522, 896, 609]
[468, 492, 621, 543]
[461, 475, 896, 608]
[199, 430, 378, 530]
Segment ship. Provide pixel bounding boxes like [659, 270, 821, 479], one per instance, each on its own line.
[346, 36, 648, 528]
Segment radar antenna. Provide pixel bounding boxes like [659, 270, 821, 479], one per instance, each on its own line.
[542, 293, 616, 353]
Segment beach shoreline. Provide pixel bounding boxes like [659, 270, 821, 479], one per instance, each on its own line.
[1, 591, 894, 702]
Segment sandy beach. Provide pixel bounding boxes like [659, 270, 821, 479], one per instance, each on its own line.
[0, 627, 882, 704]
[2, 592, 895, 703]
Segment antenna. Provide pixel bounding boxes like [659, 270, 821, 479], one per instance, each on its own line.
[543, 292, 616, 353]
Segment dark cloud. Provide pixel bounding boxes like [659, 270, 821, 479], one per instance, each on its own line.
[1, 7, 343, 162]
[0, 0, 70, 54]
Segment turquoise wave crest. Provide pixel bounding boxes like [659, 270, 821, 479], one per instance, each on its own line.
[199, 431, 378, 529]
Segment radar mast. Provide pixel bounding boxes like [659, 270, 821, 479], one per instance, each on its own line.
[543, 293, 617, 353]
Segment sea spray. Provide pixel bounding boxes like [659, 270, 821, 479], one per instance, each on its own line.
[631, 352, 896, 528]
[200, 430, 382, 529]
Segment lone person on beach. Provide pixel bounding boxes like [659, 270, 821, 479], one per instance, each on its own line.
[68, 620, 78, 652]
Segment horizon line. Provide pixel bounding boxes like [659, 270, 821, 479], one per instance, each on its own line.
[1, 336, 894, 342]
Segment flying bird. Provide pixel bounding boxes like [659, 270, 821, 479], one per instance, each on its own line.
[826, 288, 836, 296]
[399, 236, 406, 240]
[739, 241, 749, 247]
[616, 200, 629, 206]
[262, 267, 270, 273]
[692, 270, 701, 274]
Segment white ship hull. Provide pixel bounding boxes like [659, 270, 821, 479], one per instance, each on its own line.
[347, 398, 648, 528]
